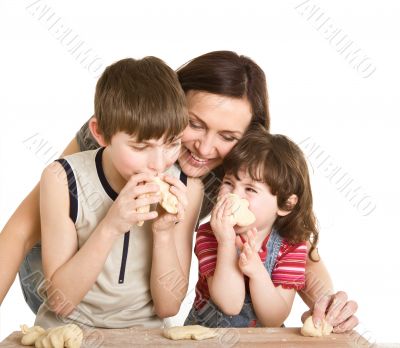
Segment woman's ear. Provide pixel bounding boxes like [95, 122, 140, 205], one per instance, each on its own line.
[277, 194, 298, 217]
[88, 116, 107, 147]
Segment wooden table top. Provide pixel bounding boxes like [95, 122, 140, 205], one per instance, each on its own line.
[0, 327, 373, 347]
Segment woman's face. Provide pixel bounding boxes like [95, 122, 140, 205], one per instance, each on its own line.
[179, 91, 252, 177]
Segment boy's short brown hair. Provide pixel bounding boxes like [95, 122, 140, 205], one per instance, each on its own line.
[95, 57, 188, 143]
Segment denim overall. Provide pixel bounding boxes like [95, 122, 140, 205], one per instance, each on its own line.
[184, 229, 283, 328]
[19, 243, 44, 314]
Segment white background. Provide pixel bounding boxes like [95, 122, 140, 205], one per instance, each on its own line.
[1, 0, 399, 345]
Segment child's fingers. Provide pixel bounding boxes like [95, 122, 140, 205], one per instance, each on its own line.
[169, 185, 188, 209]
[135, 210, 158, 222]
[222, 198, 233, 217]
[133, 193, 161, 209]
[124, 173, 157, 193]
[235, 235, 244, 250]
[131, 182, 161, 199]
[247, 228, 257, 251]
[163, 175, 187, 193]
[239, 252, 248, 267]
[215, 195, 228, 220]
[243, 242, 253, 257]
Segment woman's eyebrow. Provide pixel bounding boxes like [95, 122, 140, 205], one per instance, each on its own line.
[189, 112, 207, 126]
[190, 112, 243, 136]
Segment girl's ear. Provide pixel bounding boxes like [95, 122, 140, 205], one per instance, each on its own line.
[277, 194, 298, 217]
[88, 116, 107, 147]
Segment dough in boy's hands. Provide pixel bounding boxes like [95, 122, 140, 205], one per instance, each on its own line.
[153, 177, 179, 214]
[301, 316, 333, 337]
[136, 177, 178, 226]
[227, 193, 256, 227]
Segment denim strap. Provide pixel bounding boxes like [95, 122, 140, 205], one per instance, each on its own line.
[264, 228, 282, 275]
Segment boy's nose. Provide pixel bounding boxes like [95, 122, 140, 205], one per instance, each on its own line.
[149, 152, 166, 174]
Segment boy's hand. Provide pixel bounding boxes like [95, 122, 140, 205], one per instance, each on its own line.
[210, 193, 236, 244]
[103, 173, 161, 236]
[236, 228, 265, 278]
[152, 174, 188, 234]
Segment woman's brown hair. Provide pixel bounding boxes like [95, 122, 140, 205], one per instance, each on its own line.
[223, 124, 319, 261]
[177, 51, 270, 219]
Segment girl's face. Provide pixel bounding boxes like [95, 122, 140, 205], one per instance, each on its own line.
[219, 169, 288, 235]
[178, 91, 252, 178]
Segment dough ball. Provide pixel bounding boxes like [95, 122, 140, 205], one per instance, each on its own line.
[301, 316, 333, 337]
[227, 194, 256, 227]
[163, 325, 217, 341]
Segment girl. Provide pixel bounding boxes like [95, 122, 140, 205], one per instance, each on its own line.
[185, 124, 317, 328]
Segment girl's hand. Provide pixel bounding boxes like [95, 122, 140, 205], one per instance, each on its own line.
[210, 193, 236, 244]
[152, 174, 188, 234]
[103, 173, 161, 236]
[236, 228, 265, 278]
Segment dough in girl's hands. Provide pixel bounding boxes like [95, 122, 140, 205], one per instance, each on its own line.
[163, 325, 217, 341]
[20, 324, 83, 348]
[301, 316, 333, 337]
[136, 177, 179, 226]
[227, 193, 256, 227]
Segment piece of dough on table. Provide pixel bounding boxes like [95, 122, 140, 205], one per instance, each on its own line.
[163, 325, 218, 340]
[301, 316, 333, 337]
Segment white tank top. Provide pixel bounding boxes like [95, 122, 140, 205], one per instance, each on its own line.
[35, 148, 186, 329]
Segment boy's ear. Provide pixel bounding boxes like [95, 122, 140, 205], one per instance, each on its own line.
[277, 194, 298, 217]
[88, 117, 107, 147]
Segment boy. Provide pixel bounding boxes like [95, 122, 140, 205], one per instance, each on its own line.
[35, 57, 201, 329]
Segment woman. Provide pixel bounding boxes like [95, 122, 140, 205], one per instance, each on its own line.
[0, 51, 358, 332]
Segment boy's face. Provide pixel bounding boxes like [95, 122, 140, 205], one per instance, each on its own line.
[219, 169, 284, 234]
[107, 132, 182, 181]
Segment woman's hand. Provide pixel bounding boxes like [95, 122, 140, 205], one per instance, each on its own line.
[210, 193, 236, 244]
[302, 291, 359, 333]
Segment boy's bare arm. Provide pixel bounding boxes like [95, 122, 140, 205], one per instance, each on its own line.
[0, 137, 81, 305]
[40, 161, 118, 316]
[150, 177, 203, 318]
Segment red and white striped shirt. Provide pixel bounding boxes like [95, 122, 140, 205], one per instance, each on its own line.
[193, 222, 307, 310]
